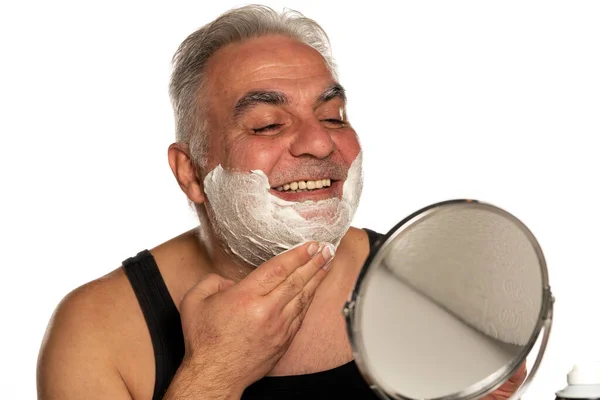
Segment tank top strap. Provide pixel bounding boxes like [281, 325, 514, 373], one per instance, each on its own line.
[122, 250, 184, 400]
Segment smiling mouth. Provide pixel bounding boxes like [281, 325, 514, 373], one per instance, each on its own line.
[274, 178, 334, 193]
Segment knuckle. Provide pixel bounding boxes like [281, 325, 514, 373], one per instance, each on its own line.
[238, 290, 259, 308]
[286, 273, 305, 293]
[236, 293, 252, 309]
[249, 303, 270, 323]
[271, 263, 288, 279]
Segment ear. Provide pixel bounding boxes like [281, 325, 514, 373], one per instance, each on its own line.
[168, 143, 206, 203]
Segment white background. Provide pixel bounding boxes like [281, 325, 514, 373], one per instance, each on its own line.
[1, 1, 599, 398]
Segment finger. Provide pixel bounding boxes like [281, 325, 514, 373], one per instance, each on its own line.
[284, 257, 331, 337]
[278, 244, 335, 318]
[268, 243, 334, 308]
[482, 395, 503, 400]
[284, 269, 325, 338]
[506, 362, 527, 386]
[495, 380, 520, 395]
[513, 362, 527, 382]
[242, 241, 321, 295]
[185, 273, 236, 303]
[286, 267, 327, 329]
[485, 390, 511, 400]
[492, 363, 527, 397]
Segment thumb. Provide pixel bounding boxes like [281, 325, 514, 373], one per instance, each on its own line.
[183, 273, 236, 303]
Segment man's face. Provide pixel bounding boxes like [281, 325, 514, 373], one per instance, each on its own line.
[201, 34, 361, 204]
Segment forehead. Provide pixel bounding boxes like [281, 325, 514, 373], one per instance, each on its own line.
[204, 35, 335, 103]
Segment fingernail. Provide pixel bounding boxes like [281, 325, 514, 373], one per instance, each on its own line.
[307, 242, 319, 256]
[322, 243, 335, 262]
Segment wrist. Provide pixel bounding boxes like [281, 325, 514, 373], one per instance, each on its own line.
[166, 355, 244, 400]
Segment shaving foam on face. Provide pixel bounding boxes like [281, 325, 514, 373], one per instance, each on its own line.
[203, 152, 363, 267]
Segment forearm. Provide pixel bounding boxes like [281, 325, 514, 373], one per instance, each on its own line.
[162, 358, 243, 400]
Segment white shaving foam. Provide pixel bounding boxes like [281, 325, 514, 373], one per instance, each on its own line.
[203, 152, 363, 267]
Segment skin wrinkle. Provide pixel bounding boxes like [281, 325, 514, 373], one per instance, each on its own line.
[233, 62, 334, 83]
[224, 69, 332, 93]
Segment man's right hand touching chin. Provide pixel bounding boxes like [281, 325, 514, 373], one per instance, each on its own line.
[163, 241, 335, 399]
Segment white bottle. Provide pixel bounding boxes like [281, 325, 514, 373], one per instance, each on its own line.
[556, 363, 600, 399]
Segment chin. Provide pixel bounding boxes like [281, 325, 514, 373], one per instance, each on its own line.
[293, 202, 341, 222]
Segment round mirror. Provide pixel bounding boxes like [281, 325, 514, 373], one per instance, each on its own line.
[344, 199, 554, 400]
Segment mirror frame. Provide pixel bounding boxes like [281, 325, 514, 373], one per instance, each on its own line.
[343, 199, 554, 400]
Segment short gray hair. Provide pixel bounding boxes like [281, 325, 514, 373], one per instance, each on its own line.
[168, 4, 338, 167]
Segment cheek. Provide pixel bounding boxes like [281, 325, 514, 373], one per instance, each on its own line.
[226, 137, 287, 172]
[333, 130, 362, 164]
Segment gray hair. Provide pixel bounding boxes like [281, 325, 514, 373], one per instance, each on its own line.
[168, 4, 338, 168]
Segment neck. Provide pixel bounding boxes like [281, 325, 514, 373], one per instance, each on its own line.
[196, 207, 257, 282]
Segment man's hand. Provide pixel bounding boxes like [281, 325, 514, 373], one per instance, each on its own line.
[482, 362, 527, 399]
[165, 241, 334, 398]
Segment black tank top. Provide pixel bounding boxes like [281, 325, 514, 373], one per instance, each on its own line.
[123, 228, 383, 400]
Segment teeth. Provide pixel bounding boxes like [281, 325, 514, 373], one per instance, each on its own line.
[276, 178, 332, 192]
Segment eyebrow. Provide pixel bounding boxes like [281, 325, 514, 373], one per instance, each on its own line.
[232, 83, 347, 119]
[233, 90, 289, 119]
[317, 83, 346, 105]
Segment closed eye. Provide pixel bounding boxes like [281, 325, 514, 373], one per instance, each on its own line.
[253, 123, 283, 134]
[322, 119, 346, 126]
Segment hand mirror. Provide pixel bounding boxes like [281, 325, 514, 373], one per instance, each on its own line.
[344, 199, 554, 400]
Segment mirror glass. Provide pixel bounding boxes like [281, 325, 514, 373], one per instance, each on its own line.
[348, 200, 550, 400]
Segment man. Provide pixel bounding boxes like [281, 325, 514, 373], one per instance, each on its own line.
[37, 5, 525, 399]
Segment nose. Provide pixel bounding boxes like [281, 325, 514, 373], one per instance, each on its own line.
[289, 119, 336, 159]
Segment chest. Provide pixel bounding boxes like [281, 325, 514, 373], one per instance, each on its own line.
[267, 297, 354, 376]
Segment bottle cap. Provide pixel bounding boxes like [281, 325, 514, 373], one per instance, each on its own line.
[556, 363, 600, 399]
[568, 363, 600, 385]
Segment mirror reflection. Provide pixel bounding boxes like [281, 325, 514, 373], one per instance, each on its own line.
[352, 201, 547, 399]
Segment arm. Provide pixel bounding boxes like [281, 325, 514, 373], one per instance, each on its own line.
[39, 241, 331, 400]
[37, 286, 133, 400]
[37, 283, 241, 400]
[164, 241, 333, 399]
[162, 358, 243, 400]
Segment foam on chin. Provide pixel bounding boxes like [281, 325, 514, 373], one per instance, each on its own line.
[203, 152, 363, 267]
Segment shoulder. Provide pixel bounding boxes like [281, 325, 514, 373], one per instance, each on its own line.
[37, 266, 145, 399]
[37, 230, 208, 399]
[39, 267, 131, 346]
[345, 226, 384, 248]
[41, 267, 141, 344]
